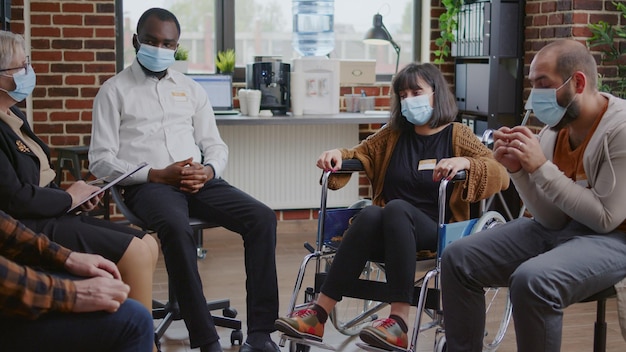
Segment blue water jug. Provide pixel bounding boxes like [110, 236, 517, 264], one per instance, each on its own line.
[292, 0, 335, 57]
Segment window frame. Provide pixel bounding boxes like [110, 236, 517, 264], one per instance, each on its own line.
[116, 0, 423, 81]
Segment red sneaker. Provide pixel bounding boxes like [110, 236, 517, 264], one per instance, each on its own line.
[359, 317, 408, 351]
[274, 308, 324, 342]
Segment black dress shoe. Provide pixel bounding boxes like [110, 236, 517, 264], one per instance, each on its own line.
[200, 340, 224, 352]
[239, 340, 280, 352]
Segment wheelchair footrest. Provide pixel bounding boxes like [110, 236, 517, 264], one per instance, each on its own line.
[281, 335, 337, 351]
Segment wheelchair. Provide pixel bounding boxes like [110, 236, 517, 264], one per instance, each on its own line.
[278, 159, 512, 352]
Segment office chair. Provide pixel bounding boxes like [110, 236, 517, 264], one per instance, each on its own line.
[109, 185, 244, 345]
[579, 286, 618, 352]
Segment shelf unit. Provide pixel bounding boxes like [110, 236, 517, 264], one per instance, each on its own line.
[453, 0, 525, 135]
[452, 0, 525, 217]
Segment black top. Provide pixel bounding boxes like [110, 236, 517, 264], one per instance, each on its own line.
[0, 106, 72, 219]
[382, 124, 453, 222]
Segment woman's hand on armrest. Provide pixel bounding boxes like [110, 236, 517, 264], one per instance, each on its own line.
[316, 149, 343, 171]
[433, 157, 470, 182]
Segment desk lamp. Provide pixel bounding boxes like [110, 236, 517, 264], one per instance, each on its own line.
[363, 13, 401, 74]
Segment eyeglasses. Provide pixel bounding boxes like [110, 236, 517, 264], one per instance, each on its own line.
[0, 56, 30, 73]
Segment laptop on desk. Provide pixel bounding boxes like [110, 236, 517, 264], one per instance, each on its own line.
[190, 74, 240, 115]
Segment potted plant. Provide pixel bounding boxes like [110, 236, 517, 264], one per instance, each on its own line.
[587, 1, 626, 98]
[216, 49, 236, 75]
[171, 46, 189, 73]
[434, 0, 463, 64]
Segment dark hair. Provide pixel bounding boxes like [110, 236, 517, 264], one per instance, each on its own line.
[388, 62, 458, 131]
[136, 8, 181, 38]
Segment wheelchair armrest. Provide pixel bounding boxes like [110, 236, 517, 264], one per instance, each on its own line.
[337, 160, 464, 178]
[452, 169, 466, 181]
[336, 159, 364, 173]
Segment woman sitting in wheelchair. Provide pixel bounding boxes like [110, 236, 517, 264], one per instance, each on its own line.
[275, 62, 510, 351]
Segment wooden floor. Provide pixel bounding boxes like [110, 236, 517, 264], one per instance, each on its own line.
[153, 220, 626, 352]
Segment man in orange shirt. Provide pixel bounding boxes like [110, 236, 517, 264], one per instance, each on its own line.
[441, 39, 626, 352]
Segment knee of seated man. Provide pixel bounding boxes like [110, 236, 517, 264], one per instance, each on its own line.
[257, 203, 278, 225]
[246, 203, 277, 230]
[509, 263, 553, 303]
[440, 239, 464, 267]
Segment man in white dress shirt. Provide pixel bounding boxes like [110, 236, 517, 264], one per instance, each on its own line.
[88, 8, 279, 352]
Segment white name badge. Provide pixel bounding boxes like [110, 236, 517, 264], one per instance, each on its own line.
[171, 91, 188, 102]
[418, 159, 437, 171]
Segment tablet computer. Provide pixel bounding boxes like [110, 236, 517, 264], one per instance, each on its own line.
[68, 162, 148, 213]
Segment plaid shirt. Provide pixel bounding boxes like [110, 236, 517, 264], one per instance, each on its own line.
[0, 210, 75, 319]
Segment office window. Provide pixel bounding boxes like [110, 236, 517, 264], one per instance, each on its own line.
[122, 0, 217, 72]
[121, 0, 415, 75]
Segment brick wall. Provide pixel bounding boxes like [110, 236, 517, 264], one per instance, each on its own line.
[7, 0, 625, 220]
[524, 0, 625, 94]
[429, 0, 626, 128]
[12, 0, 116, 149]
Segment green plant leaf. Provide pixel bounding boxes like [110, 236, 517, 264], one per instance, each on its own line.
[175, 46, 189, 61]
[587, 1, 626, 96]
[216, 49, 236, 73]
[435, 0, 464, 64]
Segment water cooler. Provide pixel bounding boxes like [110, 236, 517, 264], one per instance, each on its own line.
[291, 57, 340, 115]
[246, 57, 291, 116]
[292, 0, 335, 57]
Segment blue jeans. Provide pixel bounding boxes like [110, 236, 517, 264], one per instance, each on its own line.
[0, 299, 153, 352]
[441, 217, 626, 352]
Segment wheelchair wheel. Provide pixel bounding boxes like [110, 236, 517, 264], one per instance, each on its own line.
[328, 260, 386, 336]
[471, 211, 506, 233]
[435, 334, 447, 352]
[483, 287, 512, 351]
[470, 210, 512, 351]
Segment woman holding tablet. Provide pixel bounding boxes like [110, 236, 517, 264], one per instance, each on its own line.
[0, 30, 158, 336]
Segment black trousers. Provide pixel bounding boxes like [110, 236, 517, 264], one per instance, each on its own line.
[124, 178, 279, 348]
[321, 199, 438, 304]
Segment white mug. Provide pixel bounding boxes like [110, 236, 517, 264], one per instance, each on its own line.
[246, 90, 262, 117]
[238, 89, 249, 115]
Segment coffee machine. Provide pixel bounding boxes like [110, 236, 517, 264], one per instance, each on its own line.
[246, 57, 291, 115]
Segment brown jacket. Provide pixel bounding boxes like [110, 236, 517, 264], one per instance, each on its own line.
[328, 122, 510, 222]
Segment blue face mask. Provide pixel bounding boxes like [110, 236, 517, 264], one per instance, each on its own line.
[1, 65, 36, 102]
[136, 42, 176, 72]
[528, 76, 575, 127]
[401, 94, 434, 126]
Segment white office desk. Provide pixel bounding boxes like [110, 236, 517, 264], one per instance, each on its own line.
[215, 112, 389, 125]
[215, 113, 389, 210]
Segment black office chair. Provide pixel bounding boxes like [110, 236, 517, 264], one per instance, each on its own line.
[109, 185, 244, 345]
[579, 286, 618, 352]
